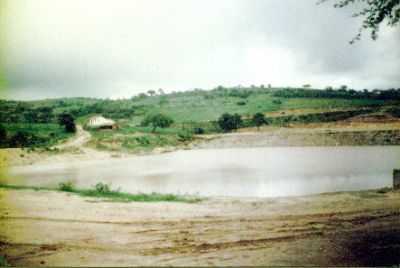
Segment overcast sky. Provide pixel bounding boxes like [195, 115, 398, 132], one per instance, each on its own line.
[1, 0, 399, 100]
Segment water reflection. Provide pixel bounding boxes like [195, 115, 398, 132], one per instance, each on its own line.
[7, 146, 400, 197]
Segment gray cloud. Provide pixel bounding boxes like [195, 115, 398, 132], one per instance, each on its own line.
[2, 0, 399, 100]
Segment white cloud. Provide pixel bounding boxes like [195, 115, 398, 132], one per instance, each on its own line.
[2, 0, 399, 99]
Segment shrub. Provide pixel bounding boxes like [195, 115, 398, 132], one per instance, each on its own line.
[252, 112, 267, 129]
[58, 181, 75, 192]
[236, 101, 246, 106]
[58, 113, 76, 133]
[217, 113, 242, 132]
[135, 136, 151, 146]
[193, 127, 205, 134]
[141, 113, 174, 132]
[177, 131, 193, 142]
[0, 124, 6, 141]
[9, 131, 46, 148]
[95, 182, 111, 194]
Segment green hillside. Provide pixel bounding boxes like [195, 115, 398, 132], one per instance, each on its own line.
[1, 86, 399, 150]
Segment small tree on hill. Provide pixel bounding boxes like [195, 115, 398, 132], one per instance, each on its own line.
[252, 112, 267, 130]
[217, 113, 242, 132]
[58, 113, 76, 133]
[141, 113, 174, 132]
[9, 131, 30, 147]
[0, 124, 7, 141]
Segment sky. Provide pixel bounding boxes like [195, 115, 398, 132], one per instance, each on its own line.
[1, 0, 399, 100]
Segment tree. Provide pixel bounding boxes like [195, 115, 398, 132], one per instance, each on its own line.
[141, 113, 174, 132]
[0, 124, 7, 141]
[9, 131, 30, 147]
[319, 0, 400, 43]
[147, 90, 156, 96]
[217, 113, 242, 132]
[58, 113, 76, 133]
[252, 113, 267, 130]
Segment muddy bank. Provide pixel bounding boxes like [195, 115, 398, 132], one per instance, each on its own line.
[196, 120, 400, 148]
[196, 128, 400, 148]
[0, 188, 399, 266]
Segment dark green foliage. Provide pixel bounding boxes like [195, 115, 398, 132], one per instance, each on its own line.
[135, 136, 151, 146]
[236, 101, 247, 106]
[0, 124, 6, 141]
[0, 255, 9, 267]
[387, 107, 400, 118]
[95, 182, 111, 194]
[217, 113, 243, 132]
[193, 127, 205, 134]
[9, 131, 46, 148]
[252, 112, 267, 129]
[319, 0, 400, 43]
[177, 130, 193, 142]
[58, 181, 75, 192]
[58, 113, 76, 133]
[273, 87, 400, 100]
[141, 113, 174, 132]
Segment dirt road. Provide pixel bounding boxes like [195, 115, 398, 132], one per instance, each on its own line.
[55, 125, 91, 150]
[1, 188, 399, 266]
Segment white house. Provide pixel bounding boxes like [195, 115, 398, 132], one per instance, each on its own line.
[86, 115, 117, 129]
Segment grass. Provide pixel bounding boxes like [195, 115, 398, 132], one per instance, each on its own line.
[88, 124, 196, 152]
[0, 255, 9, 267]
[0, 182, 203, 203]
[2, 123, 73, 147]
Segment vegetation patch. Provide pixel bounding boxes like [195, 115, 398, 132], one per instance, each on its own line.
[0, 182, 202, 203]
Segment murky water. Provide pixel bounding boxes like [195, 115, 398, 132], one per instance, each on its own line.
[6, 146, 400, 197]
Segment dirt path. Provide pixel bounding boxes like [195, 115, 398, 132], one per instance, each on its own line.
[55, 125, 91, 150]
[1, 188, 399, 266]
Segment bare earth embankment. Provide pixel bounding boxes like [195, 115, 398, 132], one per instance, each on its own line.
[1, 188, 400, 266]
[197, 119, 400, 148]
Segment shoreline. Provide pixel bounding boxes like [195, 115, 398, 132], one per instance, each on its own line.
[2, 120, 400, 167]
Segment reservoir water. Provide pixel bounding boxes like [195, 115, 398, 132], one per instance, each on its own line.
[6, 146, 400, 197]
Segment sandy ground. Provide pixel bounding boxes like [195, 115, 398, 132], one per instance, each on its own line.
[0, 188, 399, 266]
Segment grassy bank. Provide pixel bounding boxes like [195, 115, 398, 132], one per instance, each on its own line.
[0, 182, 202, 203]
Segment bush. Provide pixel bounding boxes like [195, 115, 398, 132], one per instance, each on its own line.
[236, 101, 246, 106]
[217, 113, 242, 132]
[0, 124, 6, 141]
[177, 131, 193, 142]
[58, 113, 76, 133]
[58, 181, 75, 192]
[135, 136, 151, 146]
[193, 127, 205, 134]
[141, 113, 174, 132]
[252, 112, 267, 129]
[9, 131, 46, 148]
[95, 182, 112, 194]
